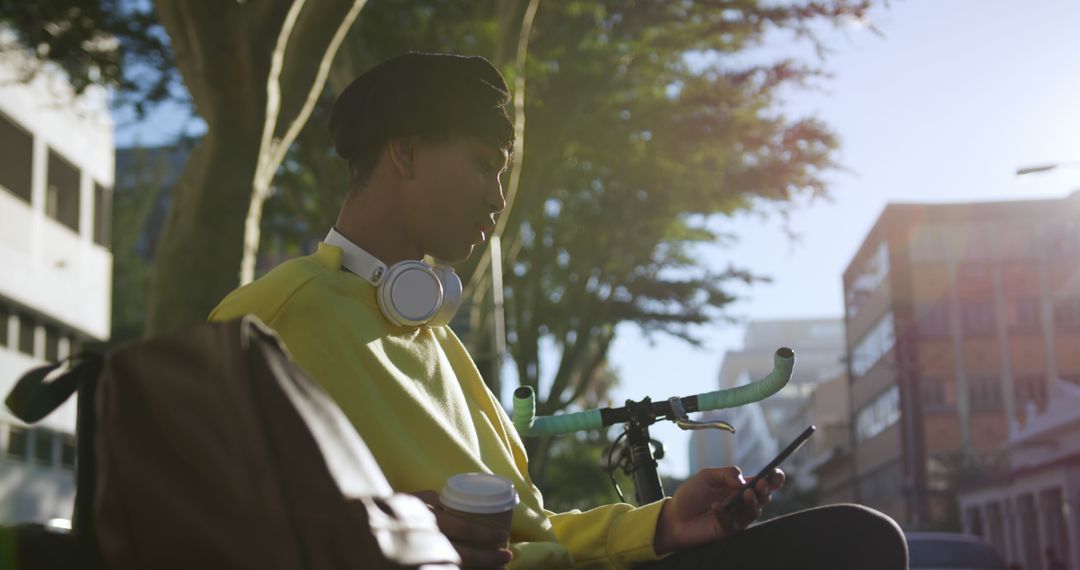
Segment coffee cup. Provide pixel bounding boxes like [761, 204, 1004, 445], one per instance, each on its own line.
[439, 472, 519, 534]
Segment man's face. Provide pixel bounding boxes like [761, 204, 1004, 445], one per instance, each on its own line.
[401, 135, 508, 262]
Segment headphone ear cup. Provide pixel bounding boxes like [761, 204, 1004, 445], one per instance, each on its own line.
[428, 265, 462, 327]
[377, 261, 444, 327]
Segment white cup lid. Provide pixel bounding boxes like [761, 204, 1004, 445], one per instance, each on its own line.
[440, 473, 520, 514]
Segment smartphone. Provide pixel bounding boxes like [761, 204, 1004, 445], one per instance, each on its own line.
[723, 424, 816, 512]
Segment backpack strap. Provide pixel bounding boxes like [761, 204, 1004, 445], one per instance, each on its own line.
[5, 354, 103, 423]
[4, 353, 104, 569]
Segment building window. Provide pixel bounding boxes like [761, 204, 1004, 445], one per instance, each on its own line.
[44, 324, 60, 362]
[94, 183, 112, 247]
[33, 429, 55, 466]
[46, 148, 81, 232]
[846, 242, 890, 319]
[1040, 487, 1069, 560]
[921, 376, 948, 412]
[1053, 298, 1080, 329]
[1012, 299, 1041, 329]
[968, 376, 1002, 412]
[59, 434, 76, 470]
[856, 385, 900, 443]
[851, 312, 896, 377]
[986, 503, 1005, 548]
[0, 303, 9, 347]
[7, 425, 29, 460]
[1015, 375, 1047, 410]
[1000, 225, 1038, 259]
[967, 506, 985, 538]
[18, 313, 35, 356]
[926, 454, 951, 492]
[58, 333, 72, 360]
[1017, 494, 1042, 570]
[961, 301, 995, 335]
[857, 461, 904, 505]
[957, 225, 993, 261]
[917, 303, 950, 337]
[0, 110, 33, 204]
[910, 224, 946, 262]
[1045, 222, 1080, 257]
[958, 263, 992, 288]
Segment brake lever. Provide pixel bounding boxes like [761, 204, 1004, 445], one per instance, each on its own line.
[669, 397, 736, 433]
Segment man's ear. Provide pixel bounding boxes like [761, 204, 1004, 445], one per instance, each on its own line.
[387, 136, 416, 179]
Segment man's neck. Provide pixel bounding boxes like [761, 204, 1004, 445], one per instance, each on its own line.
[333, 191, 423, 266]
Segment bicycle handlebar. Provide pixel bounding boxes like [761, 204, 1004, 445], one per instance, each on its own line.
[512, 347, 795, 437]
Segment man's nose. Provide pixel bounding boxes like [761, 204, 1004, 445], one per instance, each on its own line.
[488, 179, 506, 214]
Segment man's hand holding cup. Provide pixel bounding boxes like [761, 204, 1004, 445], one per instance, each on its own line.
[414, 473, 519, 570]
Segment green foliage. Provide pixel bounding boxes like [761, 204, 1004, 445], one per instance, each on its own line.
[108, 145, 189, 345]
[539, 427, 691, 510]
[109, 194, 155, 345]
[0, 0, 179, 115]
[535, 431, 629, 512]
[258, 93, 348, 265]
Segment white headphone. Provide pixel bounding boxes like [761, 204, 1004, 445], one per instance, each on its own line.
[324, 228, 462, 327]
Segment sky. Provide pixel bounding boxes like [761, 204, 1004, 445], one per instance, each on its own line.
[115, 1, 1080, 480]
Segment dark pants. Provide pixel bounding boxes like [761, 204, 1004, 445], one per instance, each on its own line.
[636, 504, 908, 570]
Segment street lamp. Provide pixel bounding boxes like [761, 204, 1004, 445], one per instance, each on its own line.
[1015, 161, 1080, 176]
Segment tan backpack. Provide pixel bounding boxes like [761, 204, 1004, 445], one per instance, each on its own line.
[4, 316, 458, 570]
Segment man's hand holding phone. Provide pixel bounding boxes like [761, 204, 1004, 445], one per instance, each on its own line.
[723, 425, 816, 515]
[719, 466, 786, 531]
[653, 465, 785, 554]
[653, 425, 814, 554]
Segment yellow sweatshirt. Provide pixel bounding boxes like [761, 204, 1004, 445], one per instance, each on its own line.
[209, 243, 667, 569]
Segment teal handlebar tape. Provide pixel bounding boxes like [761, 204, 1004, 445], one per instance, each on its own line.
[511, 386, 604, 437]
[512, 386, 537, 435]
[696, 347, 794, 411]
[511, 347, 795, 438]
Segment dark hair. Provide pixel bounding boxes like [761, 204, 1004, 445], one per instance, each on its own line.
[329, 52, 515, 190]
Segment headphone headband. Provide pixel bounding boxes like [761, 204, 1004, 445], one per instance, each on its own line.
[325, 228, 388, 285]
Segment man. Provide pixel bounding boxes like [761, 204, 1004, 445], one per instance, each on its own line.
[211, 52, 907, 569]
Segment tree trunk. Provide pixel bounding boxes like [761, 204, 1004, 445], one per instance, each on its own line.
[146, 0, 366, 335]
[146, 126, 262, 334]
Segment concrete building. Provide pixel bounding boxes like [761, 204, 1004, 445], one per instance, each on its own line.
[802, 372, 855, 504]
[0, 51, 114, 523]
[688, 318, 846, 492]
[841, 196, 1080, 530]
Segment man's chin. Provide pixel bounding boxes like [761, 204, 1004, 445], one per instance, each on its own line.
[433, 243, 475, 264]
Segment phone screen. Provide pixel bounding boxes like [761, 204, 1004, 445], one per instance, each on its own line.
[723, 424, 816, 512]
